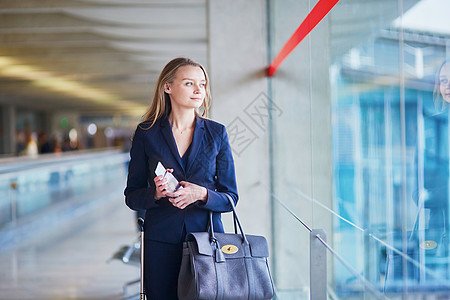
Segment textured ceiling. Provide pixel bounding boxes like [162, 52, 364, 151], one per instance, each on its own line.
[0, 0, 423, 116]
[0, 0, 208, 116]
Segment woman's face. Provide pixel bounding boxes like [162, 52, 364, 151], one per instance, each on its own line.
[439, 62, 450, 103]
[164, 65, 206, 111]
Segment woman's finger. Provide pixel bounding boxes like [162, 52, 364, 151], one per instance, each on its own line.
[175, 200, 185, 209]
[168, 190, 182, 198]
[154, 175, 165, 184]
[156, 178, 167, 186]
[169, 198, 180, 206]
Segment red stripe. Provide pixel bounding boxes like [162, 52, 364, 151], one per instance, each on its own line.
[267, 0, 340, 77]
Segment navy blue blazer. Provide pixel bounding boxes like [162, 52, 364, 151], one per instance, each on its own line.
[124, 116, 239, 244]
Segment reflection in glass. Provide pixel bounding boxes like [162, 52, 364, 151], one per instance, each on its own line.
[332, 29, 450, 298]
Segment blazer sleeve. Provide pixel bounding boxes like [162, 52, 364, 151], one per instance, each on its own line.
[200, 125, 239, 212]
[124, 126, 160, 210]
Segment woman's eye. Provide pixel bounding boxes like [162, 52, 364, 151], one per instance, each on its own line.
[200, 83, 206, 88]
[440, 78, 448, 84]
[186, 82, 193, 86]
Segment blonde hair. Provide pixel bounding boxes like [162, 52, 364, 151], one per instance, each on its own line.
[141, 57, 211, 129]
[433, 59, 450, 113]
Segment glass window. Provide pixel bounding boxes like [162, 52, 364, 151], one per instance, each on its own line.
[270, 0, 449, 298]
[331, 0, 450, 297]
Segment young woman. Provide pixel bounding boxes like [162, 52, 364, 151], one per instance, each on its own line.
[124, 57, 238, 299]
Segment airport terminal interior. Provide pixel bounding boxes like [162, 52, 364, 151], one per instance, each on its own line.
[1, 0, 450, 299]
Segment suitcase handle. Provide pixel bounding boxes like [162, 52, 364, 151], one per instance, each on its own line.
[137, 217, 146, 300]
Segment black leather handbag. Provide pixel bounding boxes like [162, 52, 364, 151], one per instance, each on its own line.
[177, 194, 275, 300]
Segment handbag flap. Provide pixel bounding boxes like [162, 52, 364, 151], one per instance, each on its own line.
[247, 234, 269, 257]
[187, 232, 214, 256]
[186, 232, 269, 258]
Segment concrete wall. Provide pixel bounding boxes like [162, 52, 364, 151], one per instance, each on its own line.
[208, 0, 272, 239]
[208, 0, 333, 297]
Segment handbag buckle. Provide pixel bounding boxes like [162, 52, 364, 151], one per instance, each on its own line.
[221, 244, 239, 254]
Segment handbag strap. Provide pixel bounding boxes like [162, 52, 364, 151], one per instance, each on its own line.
[223, 194, 257, 299]
[208, 193, 249, 245]
[209, 194, 258, 300]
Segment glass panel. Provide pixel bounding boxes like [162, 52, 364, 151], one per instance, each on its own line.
[0, 152, 129, 229]
[0, 178, 12, 227]
[331, 0, 450, 298]
[270, 0, 450, 298]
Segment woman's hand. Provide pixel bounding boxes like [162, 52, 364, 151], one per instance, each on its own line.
[167, 181, 208, 209]
[153, 169, 174, 199]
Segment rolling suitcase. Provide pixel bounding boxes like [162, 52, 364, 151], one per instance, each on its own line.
[137, 217, 146, 300]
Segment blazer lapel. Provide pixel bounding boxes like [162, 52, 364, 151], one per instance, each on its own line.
[186, 117, 205, 175]
[160, 117, 184, 172]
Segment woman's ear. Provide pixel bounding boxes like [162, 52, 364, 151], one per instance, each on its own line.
[164, 83, 171, 94]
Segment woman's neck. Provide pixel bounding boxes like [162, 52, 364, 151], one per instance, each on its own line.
[168, 109, 196, 132]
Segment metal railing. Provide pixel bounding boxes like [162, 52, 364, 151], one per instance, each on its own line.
[0, 149, 129, 249]
[274, 196, 388, 300]
[270, 185, 450, 299]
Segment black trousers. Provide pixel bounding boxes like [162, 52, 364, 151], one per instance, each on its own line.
[144, 227, 186, 300]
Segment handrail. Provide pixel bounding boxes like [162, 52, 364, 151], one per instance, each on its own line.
[289, 186, 448, 282]
[368, 234, 444, 281]
[0, 149, 130, 248]
[273, 196, 388, 300]
[291, 187, 364, 232]
[0, 148, 127, 176]
[275, 197, 312, 232]
[314, 233, 388, 300]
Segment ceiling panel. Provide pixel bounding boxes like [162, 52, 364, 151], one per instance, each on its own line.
[0, 0, 208, 116]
